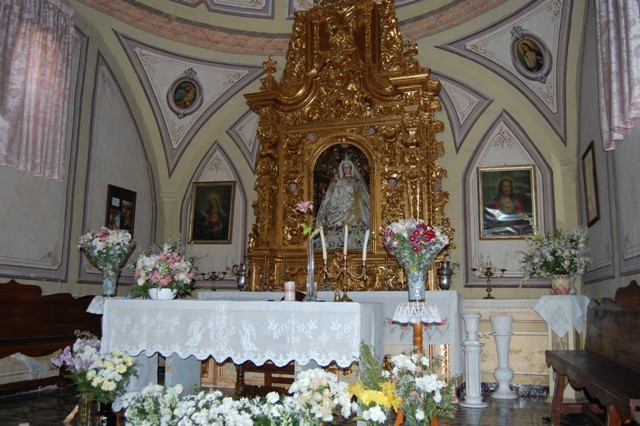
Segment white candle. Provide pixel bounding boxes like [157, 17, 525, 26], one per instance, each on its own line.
[284, 281, 296, 301]
[343, 225, 349, 255]
[320, 227, 327, 261]
[362, 230, 370, 262]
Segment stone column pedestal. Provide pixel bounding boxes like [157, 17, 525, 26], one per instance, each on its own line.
[459, 313, 488, 408]
[490, 315, 518, 399]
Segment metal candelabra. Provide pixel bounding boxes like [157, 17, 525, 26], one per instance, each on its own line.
[322, 253, 369, 302]
[200, 269, 229, 291]
[472, 259, 506, 299]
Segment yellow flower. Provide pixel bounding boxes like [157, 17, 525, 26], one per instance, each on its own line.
[380, 381, 402, 411]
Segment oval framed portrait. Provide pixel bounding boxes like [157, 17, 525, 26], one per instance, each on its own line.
[511, 34, 552, 81]
[167, 76, 203, 117]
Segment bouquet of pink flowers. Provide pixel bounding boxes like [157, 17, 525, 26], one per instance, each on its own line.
[130, 240, 196, 298]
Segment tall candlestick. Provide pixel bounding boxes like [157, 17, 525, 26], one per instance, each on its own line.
[362, 230, 370, 262]
[343, 225, 349, 255]
[320, 227, 327, 261]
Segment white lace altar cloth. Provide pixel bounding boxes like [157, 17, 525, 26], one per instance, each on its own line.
[199, 290, 464, 376]
[101, 299, 368, 368]
[534, 295, 591, 337]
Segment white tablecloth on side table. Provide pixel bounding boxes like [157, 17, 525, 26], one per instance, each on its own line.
[534, 295, 591, 337]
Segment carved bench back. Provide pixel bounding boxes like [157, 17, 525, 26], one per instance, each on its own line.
[585, 280, 640, 370]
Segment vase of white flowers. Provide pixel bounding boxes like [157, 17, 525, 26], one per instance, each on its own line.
[78, 227, 136, 296]
[381, 219, 449, 302]
[519, 225, 590, 294]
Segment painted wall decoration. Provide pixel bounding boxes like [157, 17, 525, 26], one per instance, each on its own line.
[511, 29, 552, 82]
[167, 68, 203, 118]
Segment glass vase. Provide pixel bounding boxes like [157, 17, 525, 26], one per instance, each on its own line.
[304, 238, 319, 301]
[404, 265, 427, 302]
[102, 270, 118, 297]
[76, 394, 93, 426]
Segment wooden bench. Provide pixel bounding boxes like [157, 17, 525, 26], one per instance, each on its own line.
[545, 280, 640, 426]
[0, 280, 102, 394]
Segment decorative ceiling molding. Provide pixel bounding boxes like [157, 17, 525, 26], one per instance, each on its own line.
[438, 0, 572, 142]
[287, 0, 420, 19]
[433, 71, 493, 152]
[74, 0, 507, 55]
[171, 0, 273, 19]
[226, 110, 260, 173]
[116, 32, 262, 176]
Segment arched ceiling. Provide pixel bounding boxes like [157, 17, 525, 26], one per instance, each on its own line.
[74, 0, 510, 55]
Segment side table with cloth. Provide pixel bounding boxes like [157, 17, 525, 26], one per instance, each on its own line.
[199, 290, 464, 377]
[534, 295, 591, 401]
[101, 298, 383, 395]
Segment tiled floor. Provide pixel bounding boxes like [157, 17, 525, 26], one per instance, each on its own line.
[0, 384, 599, 426]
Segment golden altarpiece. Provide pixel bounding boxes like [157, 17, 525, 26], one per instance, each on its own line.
[244, 0, 452, 294]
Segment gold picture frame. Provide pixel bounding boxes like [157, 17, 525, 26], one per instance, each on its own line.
[582, 141, 600, 227]
[478, 165, 535, 239]
[189, 181, 235, 244]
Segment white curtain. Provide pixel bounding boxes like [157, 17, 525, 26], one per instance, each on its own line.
[0, 0, 75, 180]
[595, 0, 640, 151]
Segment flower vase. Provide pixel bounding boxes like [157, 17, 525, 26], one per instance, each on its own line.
[403, 265, 427, 302]
[102, 270, 118, 297]
[148, 288, 177, 300]
[94, 401, 117, 426]
[75, 394, 93, 426]
[551, 275, 573, 295]
[304, 238, 319, 301]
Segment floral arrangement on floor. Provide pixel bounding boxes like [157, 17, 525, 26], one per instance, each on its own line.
[380, 219, 449, 273]
[348, 343, 402, 425]
[78, 227, 136, 274]
[121, 367, 353, 426]
[51, 331, 136, 404]
[385, 352, 455, 426]
[130, 240, 197, 299]
[119, 346, 455, 426]
[519, 224, 590, 284]
[288, 367, 352, 425]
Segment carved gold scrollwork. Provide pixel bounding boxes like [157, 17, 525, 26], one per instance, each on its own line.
[245, 0, 452, 292]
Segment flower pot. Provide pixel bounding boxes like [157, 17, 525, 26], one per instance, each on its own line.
[551, 275, 572, 295]
[148, 288, 177, 300]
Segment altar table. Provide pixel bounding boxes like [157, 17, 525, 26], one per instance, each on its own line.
[199, 290, 464, 376]
[101, 298, 383, 394]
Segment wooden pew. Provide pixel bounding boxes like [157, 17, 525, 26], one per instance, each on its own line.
[0, 280, 102, 393]
[545, 280, 640, 426]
